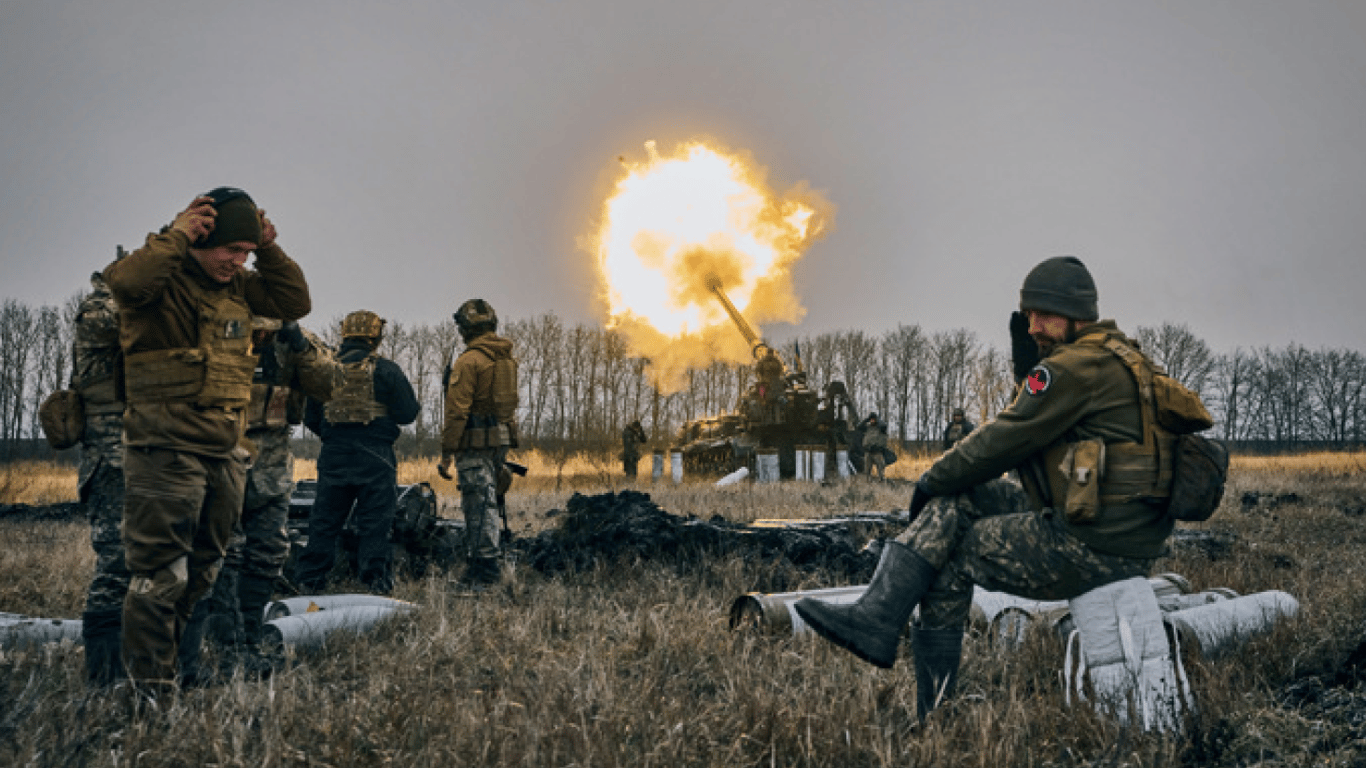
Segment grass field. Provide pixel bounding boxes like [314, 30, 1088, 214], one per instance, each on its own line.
[2, 450, 1365, 767]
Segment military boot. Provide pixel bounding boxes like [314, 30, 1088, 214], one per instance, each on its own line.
[177, 600, 214, 689]
[793, 539, 936, 668]
[912, 626, 963, 721]
[453, 557, 500, 593]
[81, 608, 125, 687]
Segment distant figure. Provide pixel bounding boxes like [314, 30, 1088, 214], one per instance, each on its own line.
[861, 413, 889, 480]
[942, 408, 976, 451]
[621, 419, 647, 478]
[297, 310, 420, 596]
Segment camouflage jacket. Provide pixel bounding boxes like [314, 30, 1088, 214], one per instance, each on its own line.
[920, 321, 1175, 559]
[74, 273, 125, 488]
[246, 332, 337, 500]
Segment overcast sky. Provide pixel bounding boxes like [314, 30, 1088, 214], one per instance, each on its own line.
[3, 1, 1363, 357]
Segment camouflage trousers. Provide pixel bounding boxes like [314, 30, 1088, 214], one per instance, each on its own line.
[83, 460, 130, 614]
[121, 446, 243, 685]
[865, 450, 886, 480]
[201, 488, 291, 644]
[895, 479, 1155, 630]
[457, 448, 503, 561]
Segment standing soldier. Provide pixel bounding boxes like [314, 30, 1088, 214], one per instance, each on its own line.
[621, 419, 647, 478]
[179, 319, 335, 682]
[74, 259, 130, 686]
[861, 413, 889, 481]
[103, 187, 310, 694]
[942, 408, 976, 452]
[295, 311, 419, 596]
[796, 256, 1201, 722]
[438, 299, 518, 591]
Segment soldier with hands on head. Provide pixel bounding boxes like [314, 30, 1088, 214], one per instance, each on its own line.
[438, 299, 519, 591]
[179, 318, 336, 683]
[942, 407, 975, 452]
[295, 311, 419, 597]
[621, 419, 647, 478]
[860, 413, 889, 481]
[102, 187, 310, 693]
[72, 256, 131, 686]
[796, 256, 1203, 722]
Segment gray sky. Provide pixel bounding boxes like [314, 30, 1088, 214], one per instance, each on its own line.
[3, 1, 1363, 356]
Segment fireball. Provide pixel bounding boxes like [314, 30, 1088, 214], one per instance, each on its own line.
[592, 140, 832, 391]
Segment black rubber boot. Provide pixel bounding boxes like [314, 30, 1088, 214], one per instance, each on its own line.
[237, 574, 276, 649]
[455, 557, 500, 593]
[793, 540, 937, 668]
[81, 608, 125, 687]
[177, 600, 213, 688]
[912, 626, 964, 721]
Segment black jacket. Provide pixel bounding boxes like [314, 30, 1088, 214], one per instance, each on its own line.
[304, 339, 420, 446]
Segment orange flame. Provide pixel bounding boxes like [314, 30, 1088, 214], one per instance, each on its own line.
[592, 140, 832, 392]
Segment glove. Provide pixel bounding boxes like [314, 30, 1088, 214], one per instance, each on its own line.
[437, 454, 454, 481]
[1010, 311, 1041, 384]
[908, 481, 933, 521]
[277, 321, 309, 353]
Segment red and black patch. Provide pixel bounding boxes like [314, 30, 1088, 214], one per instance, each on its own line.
[1025, 365, 1052, 396]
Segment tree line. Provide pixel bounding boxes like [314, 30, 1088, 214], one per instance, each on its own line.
[2, 293, 1363, 459]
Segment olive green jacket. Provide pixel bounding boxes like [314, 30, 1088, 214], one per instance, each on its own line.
[920, 321, 1174, 558]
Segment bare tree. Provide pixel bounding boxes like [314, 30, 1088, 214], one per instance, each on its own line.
[1135, 322, 1215, 394]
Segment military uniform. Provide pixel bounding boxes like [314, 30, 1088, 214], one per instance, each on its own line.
[621, 421, 647, 478]
[103, 195, 310, 688]
[73, 272, 130, 685]
[441, 307, 518, 588]
[861, 415, 888, 480]
[296, 330, 419, 595]
[941, 412, 976, 451]
[795, 256, 1196, 722]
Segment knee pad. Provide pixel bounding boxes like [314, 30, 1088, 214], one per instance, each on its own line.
[128, 555, 190, 605]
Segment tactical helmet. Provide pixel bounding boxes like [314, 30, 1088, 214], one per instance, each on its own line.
[1019, 255, 1098, 321]
[454, 299, 498, 338]
[340, 309, 386, 341]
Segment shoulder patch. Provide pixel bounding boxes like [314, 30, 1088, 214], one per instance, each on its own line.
[1024, 365, 1052, 396]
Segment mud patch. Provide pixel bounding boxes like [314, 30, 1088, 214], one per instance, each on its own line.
[513, 490, 882, 585]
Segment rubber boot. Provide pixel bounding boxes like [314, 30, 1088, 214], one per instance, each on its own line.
[81, 608, 125, 687]
[793, 539, 936, 668]
[177, 599, 213, 688]
[912, 626, 963, 721]
[455, 557, 500, 593]
[236, 573, 280, 678]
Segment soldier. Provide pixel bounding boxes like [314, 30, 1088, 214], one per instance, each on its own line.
[621, 419, 647, 478]
[941, 407, 975, 451]
[179, 319, 335, 683]
[103, 187, 310, 693]
[861, 413, 889, 480]
[73, 261, 130, 686]
[796, 256, 1200, 722]
[296, 311, 419, 596]
[438, 299, 519, 591]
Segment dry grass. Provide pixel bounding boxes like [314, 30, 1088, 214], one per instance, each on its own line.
[3, 451, 1366, 767]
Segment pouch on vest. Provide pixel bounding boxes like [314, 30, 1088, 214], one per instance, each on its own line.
[1167, 433, 1229, 522]
[39, 389, 85, 450]
[1058, 438, 1106, 523]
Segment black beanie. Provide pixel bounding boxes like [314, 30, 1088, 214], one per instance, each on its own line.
[196, 191, 263, 249]
[1019, 256, 1099, 321]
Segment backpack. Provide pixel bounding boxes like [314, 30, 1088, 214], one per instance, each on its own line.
[39, 389, 85, 450]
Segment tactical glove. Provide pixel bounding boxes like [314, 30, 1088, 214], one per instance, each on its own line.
[277, 321, 309, 353]
[1010, 311, 1041, 384]
[909, 480, 933, 521]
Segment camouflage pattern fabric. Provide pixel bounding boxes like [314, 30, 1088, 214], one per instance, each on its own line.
[896, 479, 1154, 629]
[458, 449, 502, 560]
[83, 461, 130, 613]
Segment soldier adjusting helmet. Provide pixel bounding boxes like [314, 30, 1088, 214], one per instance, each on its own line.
[1019, 255, 1099, 321]
[341, 310, 386, 343]
[454, 298, 498, 340]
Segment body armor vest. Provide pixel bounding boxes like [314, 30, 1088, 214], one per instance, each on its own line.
[456, 347, 519, 449]
[121, 286, 255, 410]
[325, 352, 388, 425]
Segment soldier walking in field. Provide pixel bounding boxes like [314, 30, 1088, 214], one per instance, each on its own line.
[296, 311, 419, 597]
[621, 419, 647, 478]
[796, 256, 1205, 721]
[941, 407, 975, 451]
[72, 260, 131, 686]
[103, 187, 311, 694]
[438, 299, 519, 591]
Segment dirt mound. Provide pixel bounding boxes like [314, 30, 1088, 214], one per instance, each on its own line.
[514, 490, 878, 583]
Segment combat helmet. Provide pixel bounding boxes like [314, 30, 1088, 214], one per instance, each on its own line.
[340, 310, 386, 342]
[454, 299, 498, 340]
[1019, 256, 1098, 321]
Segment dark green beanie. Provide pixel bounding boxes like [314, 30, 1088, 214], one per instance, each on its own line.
[1019, 255, 1098, 321]
[196, 194, 263, 249]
